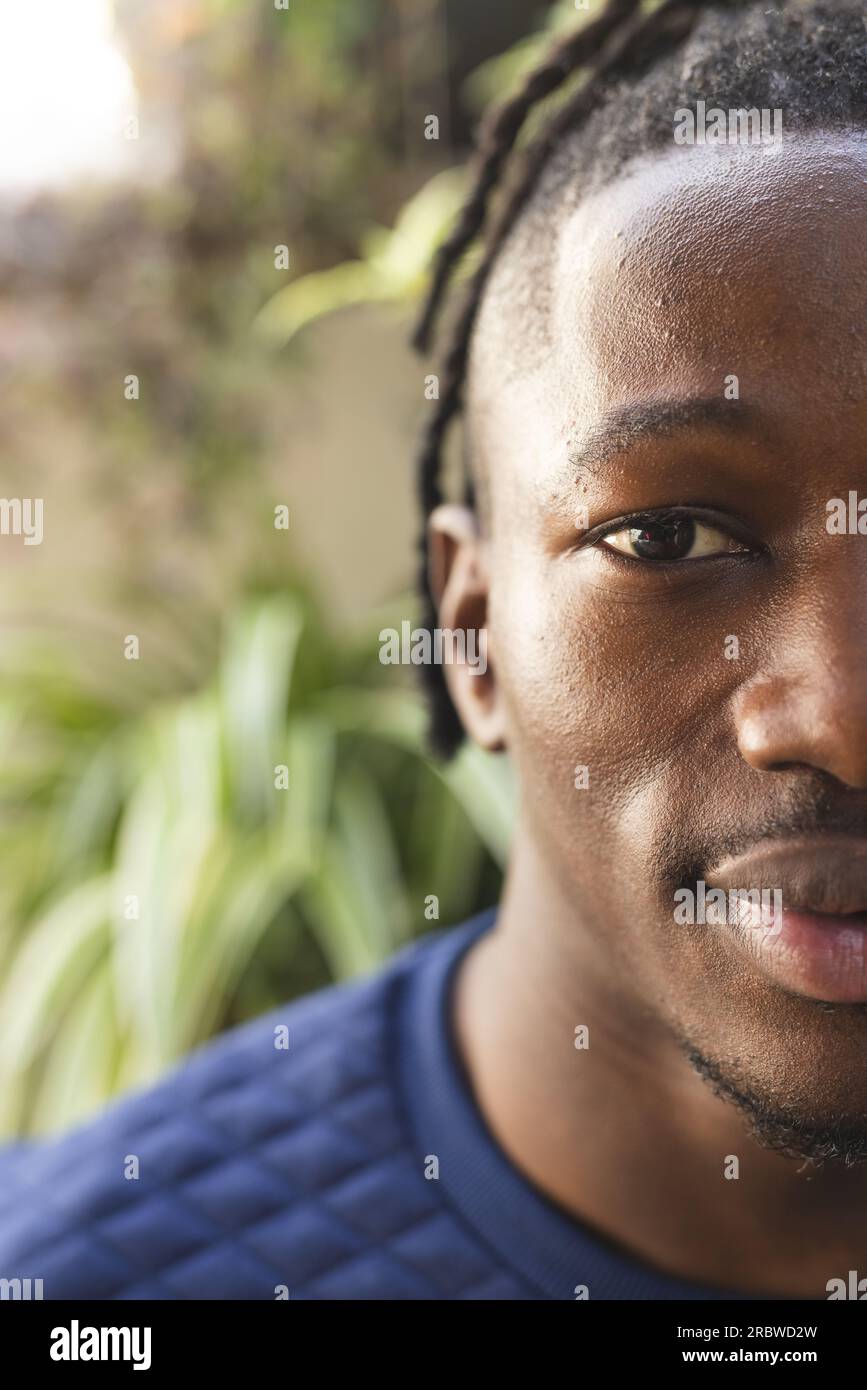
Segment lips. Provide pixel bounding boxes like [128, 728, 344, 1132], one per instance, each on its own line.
[702, 836, 867, 1003]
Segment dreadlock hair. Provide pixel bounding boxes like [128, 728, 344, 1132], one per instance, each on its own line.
[412, 0, 867, 757]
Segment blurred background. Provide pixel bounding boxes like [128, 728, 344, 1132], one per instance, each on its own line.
[0, 0, 582, 1139]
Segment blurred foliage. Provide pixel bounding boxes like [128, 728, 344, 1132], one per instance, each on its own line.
[248, 0, 602, 346]
[254, 167, 471, 346]
[0, 589, 513, 1138]
[464, 0, 591, 109]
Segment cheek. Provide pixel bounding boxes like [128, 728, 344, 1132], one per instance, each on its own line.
[488, 542, 735, 825]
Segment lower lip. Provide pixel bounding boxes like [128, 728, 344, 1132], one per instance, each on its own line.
[731, 908, 867, 1003]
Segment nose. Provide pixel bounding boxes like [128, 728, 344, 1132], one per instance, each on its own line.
[734, 584, 867, 790]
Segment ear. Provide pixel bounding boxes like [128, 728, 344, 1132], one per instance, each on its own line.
[427, 503, 507, 752]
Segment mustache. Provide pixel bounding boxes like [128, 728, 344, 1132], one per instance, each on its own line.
[662, 779, 867, 891]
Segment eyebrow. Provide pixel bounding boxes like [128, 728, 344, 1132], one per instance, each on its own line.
[567, 396, 755, 473]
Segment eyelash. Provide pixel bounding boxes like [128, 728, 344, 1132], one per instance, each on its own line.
[586, 507, 759, 568]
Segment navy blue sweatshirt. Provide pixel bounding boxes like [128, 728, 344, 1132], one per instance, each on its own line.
[0, 909, 757, 1300]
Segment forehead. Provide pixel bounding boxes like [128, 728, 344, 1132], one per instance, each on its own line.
[468, 134, 867, 501]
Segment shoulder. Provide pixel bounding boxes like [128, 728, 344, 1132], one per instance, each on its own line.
[0, 930, 463, 1300]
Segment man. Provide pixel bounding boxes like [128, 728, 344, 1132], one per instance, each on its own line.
[2, 0, 866, 1299]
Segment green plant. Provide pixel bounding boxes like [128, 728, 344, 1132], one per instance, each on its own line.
[252, 168, 471, 346]
[249, 1, 596, 349]
[0, 590, 513, 1139]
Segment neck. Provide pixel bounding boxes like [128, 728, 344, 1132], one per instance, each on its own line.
[451, 824, 867, 1297]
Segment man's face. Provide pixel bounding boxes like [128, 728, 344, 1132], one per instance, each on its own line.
[460, 134, 867, 1143]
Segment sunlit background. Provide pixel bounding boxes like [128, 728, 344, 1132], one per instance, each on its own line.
[0, 0, 138, 194]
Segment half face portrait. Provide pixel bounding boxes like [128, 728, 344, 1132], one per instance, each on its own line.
[1, 0, 866, 1341]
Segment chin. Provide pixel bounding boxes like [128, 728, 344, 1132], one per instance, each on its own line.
[684, 1042, 867, 1168]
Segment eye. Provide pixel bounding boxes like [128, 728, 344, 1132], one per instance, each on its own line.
[599, 515, 746, 563]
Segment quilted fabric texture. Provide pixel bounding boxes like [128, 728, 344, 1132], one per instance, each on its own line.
[0, 911, 751, 1300]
